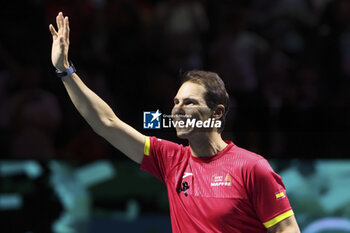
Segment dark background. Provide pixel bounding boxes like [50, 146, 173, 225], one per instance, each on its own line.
[0, 0, 349, 161]
[0, 0, 349, 232]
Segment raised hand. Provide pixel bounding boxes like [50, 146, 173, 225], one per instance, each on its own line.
[49, 12, 70, 71]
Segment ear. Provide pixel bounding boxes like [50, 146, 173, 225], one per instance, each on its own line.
[212, 104, 225, 120]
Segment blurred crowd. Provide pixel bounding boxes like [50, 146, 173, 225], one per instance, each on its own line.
[0, 0, 349, 161]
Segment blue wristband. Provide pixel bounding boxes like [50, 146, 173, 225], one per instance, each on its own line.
[56, 62, 76, 77]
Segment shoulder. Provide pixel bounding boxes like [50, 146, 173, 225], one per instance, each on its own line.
[226, 144, 275, 178]
[150, 136, 184, 148]
[148, 136, 188, 157]
[230, 144, 266, 166]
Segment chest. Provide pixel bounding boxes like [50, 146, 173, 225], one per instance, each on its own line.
[169, 158, 249, 199]
[166, 159, 258, 228]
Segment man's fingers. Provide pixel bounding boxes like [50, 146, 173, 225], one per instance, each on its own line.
[56, 12, 64, 33]
[63, 16, 70, 42]
[56, 15, 61, 32]
[59, 12, 65, 32]
[53, 12, 69, 44]
[49, 24, 58, 40]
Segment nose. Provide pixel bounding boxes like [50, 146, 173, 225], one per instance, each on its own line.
[172, 104, 186, 117]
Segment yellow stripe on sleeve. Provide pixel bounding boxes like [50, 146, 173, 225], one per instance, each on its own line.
[144, 136, 150, 156]
[275, 191, 285, 199]
[263, 210, 294, 228]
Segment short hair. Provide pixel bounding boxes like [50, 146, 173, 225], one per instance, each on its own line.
[181, 70, 230, 133]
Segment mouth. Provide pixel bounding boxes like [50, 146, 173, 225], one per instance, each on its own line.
[173, 118, 194, 132]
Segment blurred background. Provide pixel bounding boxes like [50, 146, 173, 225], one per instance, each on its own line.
[0, 0, 349, 232]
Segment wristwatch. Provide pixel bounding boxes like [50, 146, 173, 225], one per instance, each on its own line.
[55, 62, 76, 77]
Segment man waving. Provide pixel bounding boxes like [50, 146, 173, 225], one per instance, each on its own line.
[49, 12, 300, 233]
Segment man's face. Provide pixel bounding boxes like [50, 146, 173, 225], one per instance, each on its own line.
[171, 82, 213, 139]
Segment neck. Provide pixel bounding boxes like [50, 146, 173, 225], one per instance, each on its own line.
[188, 132, 227, 157]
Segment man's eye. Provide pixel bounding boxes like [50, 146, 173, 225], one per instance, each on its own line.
[185, 101, 196, 105]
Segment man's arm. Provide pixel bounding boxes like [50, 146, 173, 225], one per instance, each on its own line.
[49, 12, 145, 164]
[267, 215, 300, 233]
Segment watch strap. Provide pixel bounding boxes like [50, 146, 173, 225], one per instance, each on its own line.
[56, 62, 76, 77]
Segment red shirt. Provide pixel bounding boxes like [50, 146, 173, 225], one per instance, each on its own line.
[140, 137, 294, 233]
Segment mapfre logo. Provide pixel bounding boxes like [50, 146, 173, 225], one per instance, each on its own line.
[211, 173, 232, 187]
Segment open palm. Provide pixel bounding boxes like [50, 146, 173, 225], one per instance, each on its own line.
[49, 12, 70, 71]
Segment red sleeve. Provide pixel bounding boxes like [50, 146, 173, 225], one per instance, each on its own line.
[140, 136, 184, 183]
[247, 159, 293, 228]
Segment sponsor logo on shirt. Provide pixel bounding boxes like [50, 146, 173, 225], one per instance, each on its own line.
[182, 172, 193, 179]
[211, 173, 232, 187]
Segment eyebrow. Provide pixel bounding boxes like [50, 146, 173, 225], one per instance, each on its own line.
[173, 97, 199, 104]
